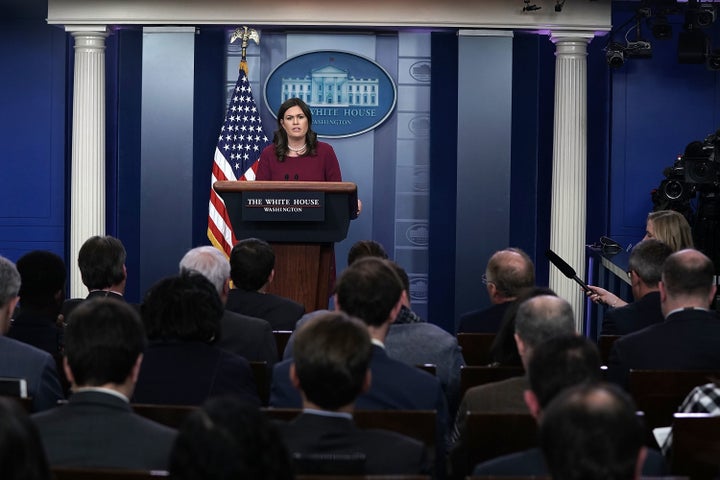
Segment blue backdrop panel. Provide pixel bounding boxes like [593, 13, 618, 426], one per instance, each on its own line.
[0, 10, 66, 263]
[454, 32, 514, 330]
[139, 27, 196, 296]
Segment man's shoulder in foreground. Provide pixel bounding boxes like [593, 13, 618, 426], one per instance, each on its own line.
[33, 390, 176, 470]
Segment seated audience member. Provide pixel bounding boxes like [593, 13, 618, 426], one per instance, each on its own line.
[607, 248, 720, 388]
[458, 248, 535, 333]
[346, 239, 388, 265]
[277, 311, 430, 475]
[0, 255, 63, 412]
[540, 383, 647, 480]
[488, 286, 558, 367]
[179, 246, 278, 366]
[452, 295, 576, 447]
[170, 396, 293, 480]
[32, 299, 176, 469]
[270, 257, 447, 472]
[226, 238, 305, 331]
[271, 258, 447, 415]
[384, 261, 465, 416]
[0, 397, 52, 480]
[587, 240, 672, 334]
[644, 209, 694, 251]
[8, 250, 65, 355]
[62, 235, 129, 318]
[471, 335, 667, 478]
[133, 272, 259, 406]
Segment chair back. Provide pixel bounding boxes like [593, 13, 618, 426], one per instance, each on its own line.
[671, 413, 720, 480]
[52, 468, 169, 480]
[292, 452, 366, 475]
[459, 365, 524, 399]
[457, 333, 496, 365]
[296, 476, 430, 480]
[628, 370, 720, 431]
[249, 360, 269, 405]
[273, 330, 293, 358]
[463, 412, 537, 476]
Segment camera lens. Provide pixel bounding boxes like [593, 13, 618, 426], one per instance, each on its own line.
[664, 180, 684, 200]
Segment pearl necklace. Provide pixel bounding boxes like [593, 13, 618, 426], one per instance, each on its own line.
[288, 143, 307, 153]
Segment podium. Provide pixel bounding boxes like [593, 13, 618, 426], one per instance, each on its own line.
[214, 181, 357, 312]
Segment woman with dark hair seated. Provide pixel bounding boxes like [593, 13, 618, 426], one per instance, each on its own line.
[133, 272, 260, 406]
[170, 396, 293, 480]
[0, 397, 52, 480]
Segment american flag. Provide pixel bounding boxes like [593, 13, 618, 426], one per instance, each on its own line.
[207, 66, 271, 257]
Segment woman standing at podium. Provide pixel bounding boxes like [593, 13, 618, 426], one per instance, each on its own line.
[256, 97, 343, 182]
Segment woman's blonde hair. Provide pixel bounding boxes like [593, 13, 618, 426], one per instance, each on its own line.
[647, 210, 694, 251]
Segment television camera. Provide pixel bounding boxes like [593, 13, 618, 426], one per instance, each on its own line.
[652, 129, 720, 272]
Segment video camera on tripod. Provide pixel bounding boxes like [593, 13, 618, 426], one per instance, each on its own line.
[652, 129, 720, 273]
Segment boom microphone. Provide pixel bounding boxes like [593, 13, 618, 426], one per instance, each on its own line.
[545, 249, 592, 294]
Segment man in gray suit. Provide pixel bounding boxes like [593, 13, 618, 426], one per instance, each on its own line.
[0, 255, 64, 412]
[33, 298, 176, 470]
[179, 246, 278, 366]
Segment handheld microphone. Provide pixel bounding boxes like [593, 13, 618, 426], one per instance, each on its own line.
[545, 249, 592, 294]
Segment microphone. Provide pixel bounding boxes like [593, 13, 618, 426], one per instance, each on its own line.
[284, 174, 289, 180]
[294, 174, 299, 180]
[545, 249, 592, 294]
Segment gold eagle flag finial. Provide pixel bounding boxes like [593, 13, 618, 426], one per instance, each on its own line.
[230, 26, 261, 74]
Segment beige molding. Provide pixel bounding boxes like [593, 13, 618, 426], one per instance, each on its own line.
[48, 0, 611, 32]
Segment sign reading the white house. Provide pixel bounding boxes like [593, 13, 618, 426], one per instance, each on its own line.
[242, 192, 325, 221]
[264, 51, 397, 138]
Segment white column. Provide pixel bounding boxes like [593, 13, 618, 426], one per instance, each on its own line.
[66, 26, 108, 298]
[548, 31, 594, 332]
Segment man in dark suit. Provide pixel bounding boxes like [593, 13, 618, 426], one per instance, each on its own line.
[270, 257, 448, 473]
[458, 248, 535, 333]
[607, 248, 720, 388]
[61, 235, 129, 318]
[540, 383, 647, 480]
[179, 246, 278, 366]
[277, 311, 430, 475]
[8, 250, 65, 356]
[226, 238, 304, 331]
[0, 255, 64, 412]
[32, 298, 176, 469]
[594, 239, 672, 336]
[471, 336, 667, 478]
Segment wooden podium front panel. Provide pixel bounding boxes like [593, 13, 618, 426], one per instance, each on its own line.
[267, 243, 333, 312]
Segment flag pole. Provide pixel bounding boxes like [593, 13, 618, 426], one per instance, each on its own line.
[208, 26, 270, 257]
[230, 26, 261, 74]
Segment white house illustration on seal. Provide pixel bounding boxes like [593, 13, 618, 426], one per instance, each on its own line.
[281, 65, 379, 107]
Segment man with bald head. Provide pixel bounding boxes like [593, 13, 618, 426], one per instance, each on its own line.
[458, 248, 535, 333]
[608, 248, 720, 388]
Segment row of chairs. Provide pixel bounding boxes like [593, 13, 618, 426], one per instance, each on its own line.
[6, 389, 710, 479]
[456, 332, 619, 367]
[51, 472, 691, 480]
[52, 471, 433, 480]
